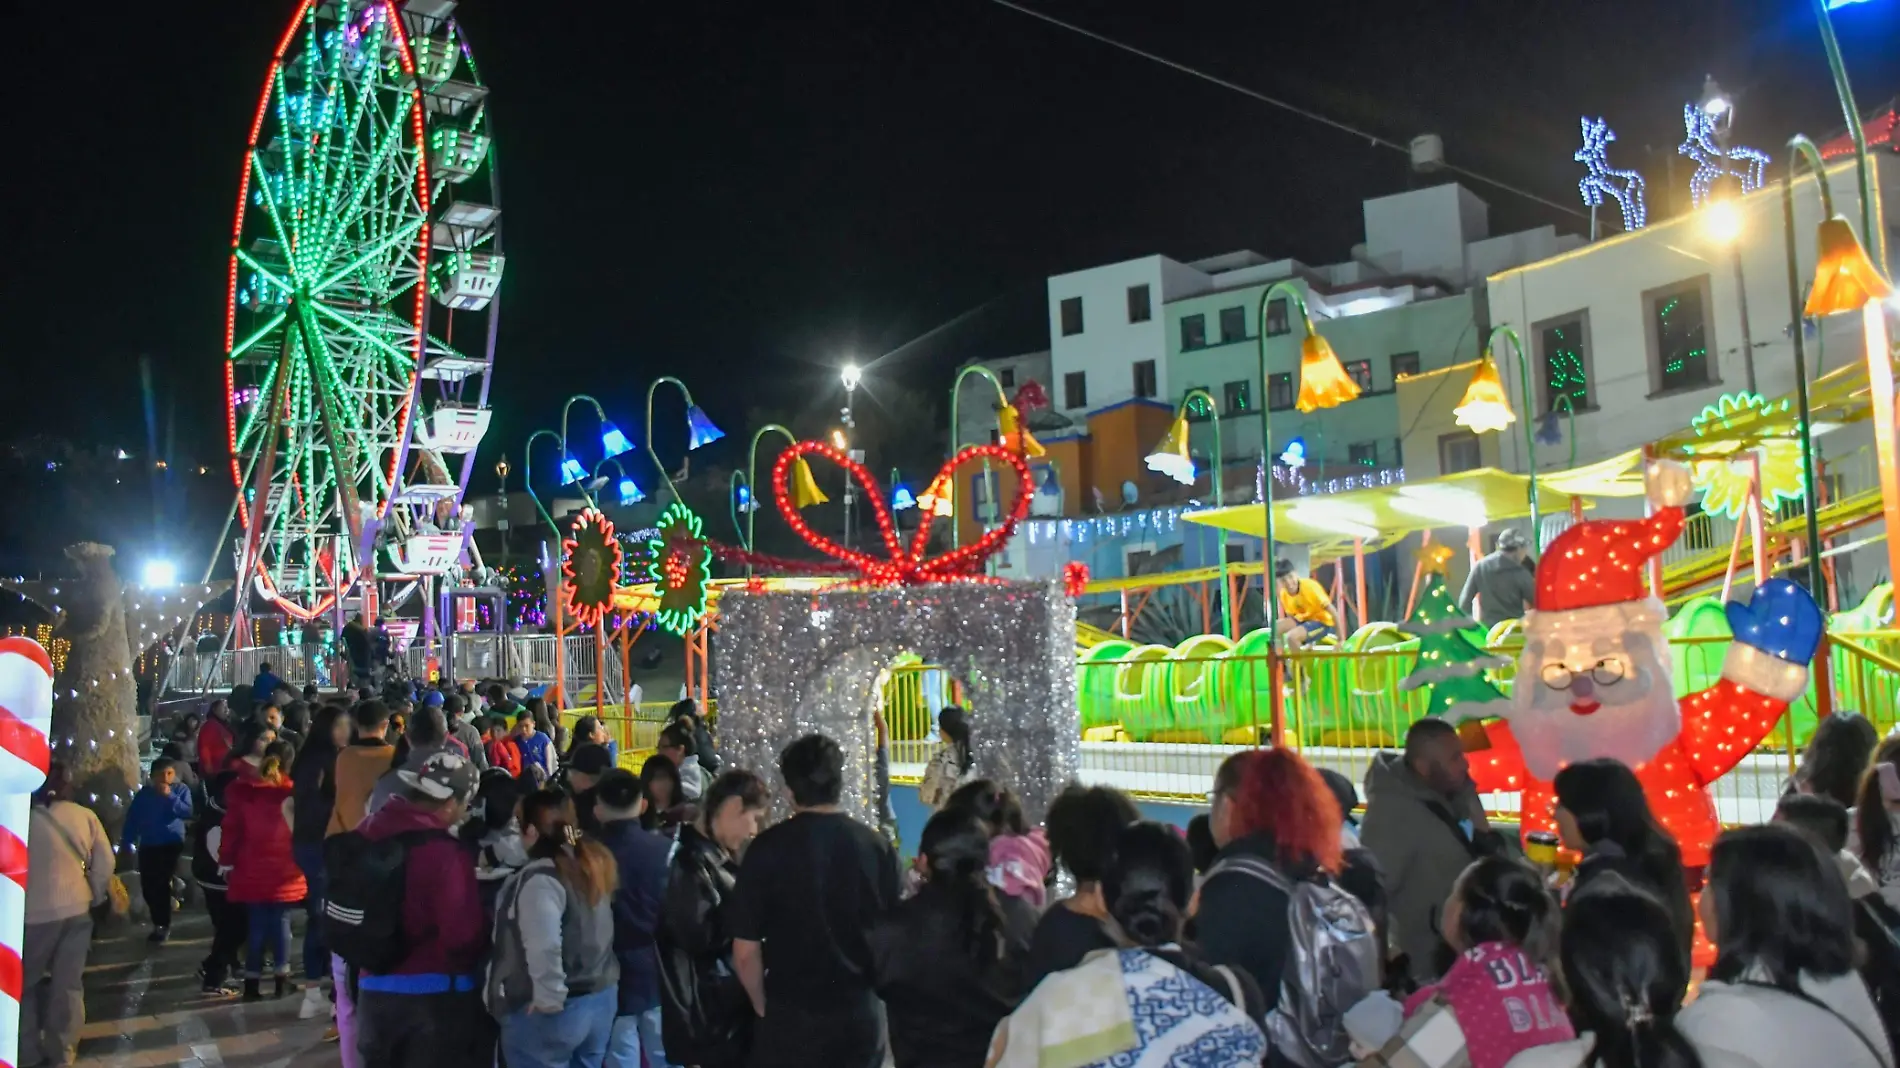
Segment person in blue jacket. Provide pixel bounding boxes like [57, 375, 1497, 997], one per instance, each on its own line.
[121, 758, 194, 943]
[593, 768, 673, 1068]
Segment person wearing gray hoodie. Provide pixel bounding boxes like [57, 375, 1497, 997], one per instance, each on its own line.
[1358, 718, 1507, 984]
[1681, 824, 1894, 1068]
[1458, 528, 1536, 628]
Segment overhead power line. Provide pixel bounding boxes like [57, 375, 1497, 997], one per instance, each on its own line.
[983, 0, 1588, 221]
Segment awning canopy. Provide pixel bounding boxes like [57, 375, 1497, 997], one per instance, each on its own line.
[1181, 462, 1638, 555]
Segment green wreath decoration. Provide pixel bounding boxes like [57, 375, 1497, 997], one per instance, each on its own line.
[647, 501, 712, 637]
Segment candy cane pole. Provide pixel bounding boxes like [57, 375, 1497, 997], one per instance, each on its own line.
[0, 638, 54, 1068]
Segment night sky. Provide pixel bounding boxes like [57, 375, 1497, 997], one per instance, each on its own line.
[2, 0, 1896, 563]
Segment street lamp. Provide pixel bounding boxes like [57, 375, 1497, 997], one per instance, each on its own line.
[1145, 389, 1232, 638]
[1255, 280, 1363, 643]
[1812, 0, 1882, 266]
[644, 376, 725, 505]
[1454, 326, 1542, 541]
[947, 364, 1012, 551]
[1780, 134, 1894, 600]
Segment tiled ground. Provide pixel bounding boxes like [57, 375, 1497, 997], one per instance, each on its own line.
[71, 903, 338, 1068]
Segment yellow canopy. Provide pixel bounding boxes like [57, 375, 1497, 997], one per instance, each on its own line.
[1182, 466, 1600, 555]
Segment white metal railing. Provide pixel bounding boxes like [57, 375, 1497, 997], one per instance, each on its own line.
[164, 632, 601, 696]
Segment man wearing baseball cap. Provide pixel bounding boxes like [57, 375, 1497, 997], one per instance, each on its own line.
[1458, 527, 1537, 628]
[352, 749, 489, 1066]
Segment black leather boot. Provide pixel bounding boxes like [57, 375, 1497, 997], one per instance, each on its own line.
[242, 977, 261, 1002]
[273, 975, 296, 999]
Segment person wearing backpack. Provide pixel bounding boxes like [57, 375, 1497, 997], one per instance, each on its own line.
[331, 748, 486, 1068]
[193, 770, 248, 996]
[1196, 748, 1380, 1068]
[22, 763, 112, 1068]
[489, 789, 622, 1068]
[988, 821, 1266, 1067]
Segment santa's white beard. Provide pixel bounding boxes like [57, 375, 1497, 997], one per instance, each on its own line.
[1506, 605, 1682, 781]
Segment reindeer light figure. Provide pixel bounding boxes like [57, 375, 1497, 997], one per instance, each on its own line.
[1576, 117, 1648, 231]
[1679, 103, 1770, 207]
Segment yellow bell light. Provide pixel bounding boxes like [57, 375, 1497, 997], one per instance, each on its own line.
[1805, 215, 1893, 318]
[916, 473, 954, 517]
[1294, 329, 1361, 412]
[997, 403, 1045, 458]
[1143, 414, 1196, 485]
[789, 455, 829, 508]
[1454, 354, 1518, 434]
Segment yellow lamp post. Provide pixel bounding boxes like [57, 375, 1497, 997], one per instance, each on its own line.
[1454, 326, 1541, 541]
[1144, 388, 1230, 638]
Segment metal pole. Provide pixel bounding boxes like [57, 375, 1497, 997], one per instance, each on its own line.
[645, 376, 700, 506]
[1483, 325, 1542, 546]
[1731, 243, 1757, 395]
[948, 365, 1010, 550]
[1811, 0, 1881, 266]
[745, 424, 799, 581]
[1178, 388, 1230, 639]
[1781, 138, 1833, 602]
[522, 429, 566, 539]
[559, 394, 608, 510]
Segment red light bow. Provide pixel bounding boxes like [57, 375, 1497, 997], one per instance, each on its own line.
[771, 440, 1032, 584]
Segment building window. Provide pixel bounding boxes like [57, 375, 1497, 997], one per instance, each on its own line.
[1180, 313, 1206, 350]
[1219, 305, 1247, 344]
[1344, 359, 1374, 394]
[1390, 351, 1420, 380]
[1223, 380, 1251, 415]
[1535, 313, 1593, 413]
[1063, 371, 1087, 409]
[1060, 296, 1084, 336]
[1264, 297, 1290, 337]
[1439, 431, 1482, 474]
[1224, 542, 1248, 564]
[997, 367, 1015, 389]
[1267, 372, 1294, 411]
[1133, 360, 1157, 399]
[1649, 282, 1712, 393]
[1185, 387, 1214, 422]
[1127, 284, 1151, 323]
[1348, 441, 1378, 467]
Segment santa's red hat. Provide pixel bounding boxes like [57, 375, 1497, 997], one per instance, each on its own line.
[1533, 461, 1692, 614]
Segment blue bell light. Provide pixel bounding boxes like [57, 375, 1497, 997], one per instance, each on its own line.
[1278, 438, 1307, 470]
[617, 477, 647, 507]
[736, 483, 759, 513]
[685, 405, 725, 450]
[559, 455, 586, 485]
[891, 484, 917, 511]
[1534, 408, 1565, 447]
[600, 421, 633, 458]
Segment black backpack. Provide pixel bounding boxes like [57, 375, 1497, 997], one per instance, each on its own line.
[323, 828, 447, 973]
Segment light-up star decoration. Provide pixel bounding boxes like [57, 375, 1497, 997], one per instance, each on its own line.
[1678, 103, 1769, 208]
[1575, 117, 1648, 231]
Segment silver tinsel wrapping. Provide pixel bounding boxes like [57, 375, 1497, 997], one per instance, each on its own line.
[716, 580, 1080, 827]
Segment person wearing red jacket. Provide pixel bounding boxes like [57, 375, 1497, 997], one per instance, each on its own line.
[221, 740, 307, 1001]
[353, 749, 489, 1068]
[484, 717, 523, 779]
[196, 698, 237, 779]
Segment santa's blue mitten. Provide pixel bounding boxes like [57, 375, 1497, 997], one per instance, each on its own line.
[1725, 578, 1824, 665]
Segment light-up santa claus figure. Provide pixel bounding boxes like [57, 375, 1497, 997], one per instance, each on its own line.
[1463, 460, 1824, 868]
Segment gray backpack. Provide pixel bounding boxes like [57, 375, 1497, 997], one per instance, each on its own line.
[1204, 854, 1378, 1068]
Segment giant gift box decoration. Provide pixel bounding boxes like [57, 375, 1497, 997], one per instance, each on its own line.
[717, 581, 1080, 828]
[1465, 460, 1824, 869]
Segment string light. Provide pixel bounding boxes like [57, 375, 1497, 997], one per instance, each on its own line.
[1678, 104, 1768, 208]
[1575, 117, 1648, 230]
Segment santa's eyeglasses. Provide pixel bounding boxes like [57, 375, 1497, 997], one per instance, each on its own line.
[1539, 658, 1626, 690]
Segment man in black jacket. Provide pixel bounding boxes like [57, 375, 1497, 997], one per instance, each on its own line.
[658, 769, 767, 1068]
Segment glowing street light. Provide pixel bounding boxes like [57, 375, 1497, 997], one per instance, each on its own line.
[841, 363, 862, 391]
[1703, 198, 1743, 245]
[141, 560, 178, 588]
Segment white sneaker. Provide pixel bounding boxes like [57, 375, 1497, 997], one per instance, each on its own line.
[298, 985, 328, 1020]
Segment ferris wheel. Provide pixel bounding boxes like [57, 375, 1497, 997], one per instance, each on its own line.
[222, 0, 503, 622]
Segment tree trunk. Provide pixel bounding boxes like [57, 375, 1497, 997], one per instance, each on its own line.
[49, 543, 140, 840]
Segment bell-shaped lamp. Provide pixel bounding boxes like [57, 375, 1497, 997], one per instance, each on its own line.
[891, 484, 917, 511]
[600, 421, 632, 458]
[1805, 215, 1893, 318]
[1534, 407, 1565, 447]
[1278, 437, 1307, 470]
[790, 456, 829, 508]
[685, 405, 726, 450]
[916, 473, 954, 517]
[998, 404, 1046, 458]
[559, 454, 586, 485]
[734, 483, 758, 514]
[1143, 414, 1197, 485]
[617, 476, 646, 507]
[1294, 331, 1362, 412]
[1454, 355, 1517, 434]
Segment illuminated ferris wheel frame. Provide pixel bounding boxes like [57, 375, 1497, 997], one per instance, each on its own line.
[222, 0, 503, 622]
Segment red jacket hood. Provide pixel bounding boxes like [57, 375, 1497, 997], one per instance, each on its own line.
[359, 794, 455, 840]
[228, 775, 294, 803]
[355, 796, 489, 975]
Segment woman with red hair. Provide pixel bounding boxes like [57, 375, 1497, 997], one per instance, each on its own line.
[1193, 749, 1354, 1009]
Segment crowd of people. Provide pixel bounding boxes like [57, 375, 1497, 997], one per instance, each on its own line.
[18, 680, 1900, 1068]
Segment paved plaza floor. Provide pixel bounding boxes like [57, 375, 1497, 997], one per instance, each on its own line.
[70, 904, 338, 1068]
